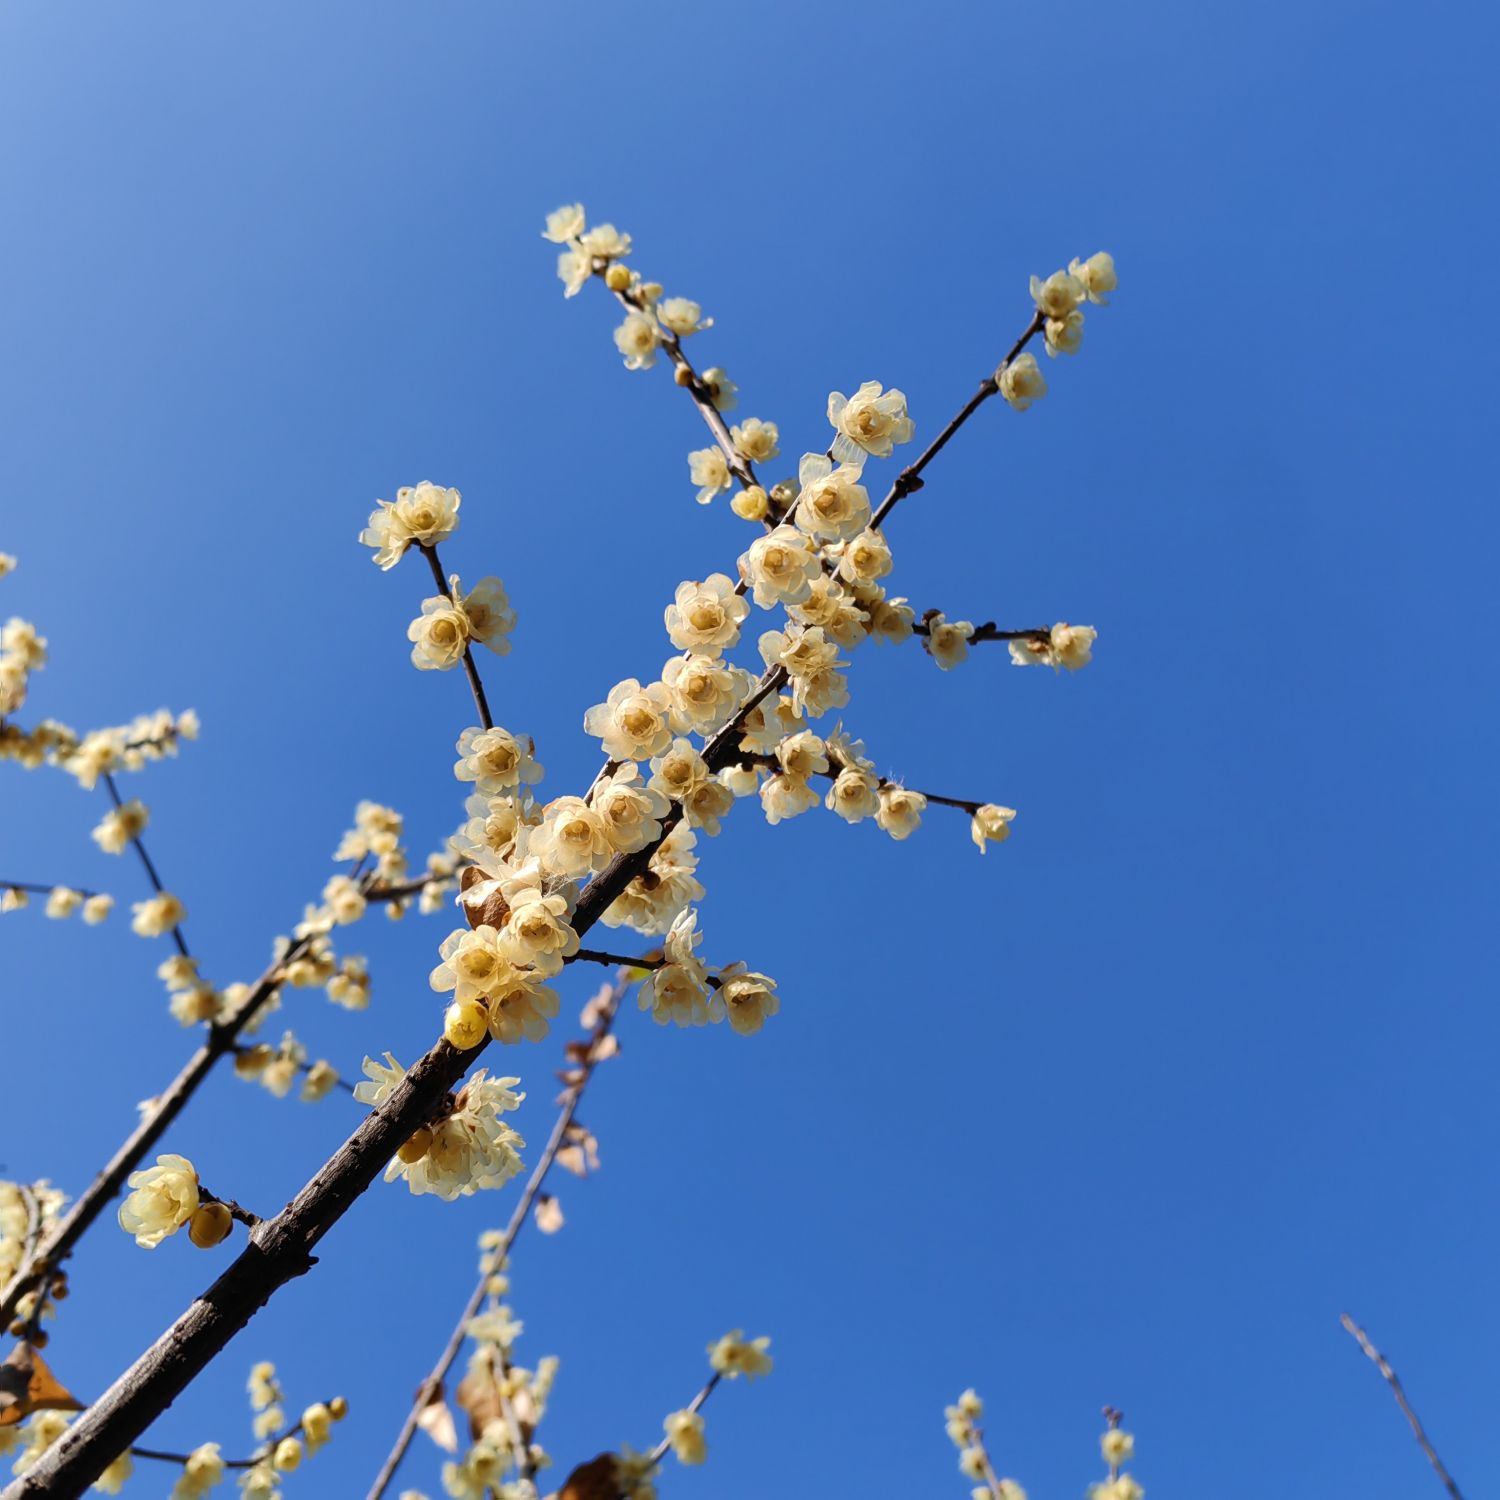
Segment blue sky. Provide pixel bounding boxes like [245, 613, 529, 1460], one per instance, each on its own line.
[2, 1, 1496, 1496]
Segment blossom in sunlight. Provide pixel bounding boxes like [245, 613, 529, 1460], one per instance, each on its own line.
[1102, 1429, 1135, 1466]
[614, 310, 660, 370]
[1008, 622, 1097, 671]
[730, 416, 779, 463]
[92, 799, 148, 853]
[592, 763, 671, 854]
[45, 886, 83, 918]
[922, 614, 974, 670]
[601, 824, 704, 935]
[580, 223, 631, 259]
[638, 910, 717, 1027]
[1070, 251, 1117, 304]
[541, 202, 585, 243]
[361, 482, 462, 569]
[387, 1071, 526, 1200]
[825, 764, 881, 824]
[353, 1052, 407, 1109]
[793, 453, 871, 541]
[707, 1329, 773, 1378]
[459, 576, 516, 656]
[408, 590, 471, 672]
[659, 297, 711, 335]
[759, 626, 848, 718]
[529, 795, 616, 878]
[759, 770, 820, 825]
[118, 1153, 199, 1248]
[835, 527, 893, 585]
[500, 888, 581, 974]
[1044, 309, 1086, 357]
[739, 525, 821, 608]
[649, 738, 712, 804]
[876, 784, 927, 840]
[827, 380, 914, 466]
[688, 445, 733, 505]
[301, 1060, 340, 1102]
[82, 893, 114, 924]
[662, 652, 750, 735]
[12, 1412, 71, 1475]
[970, 803, 1016, 853]
[322, 873, 367, 925]
[557, 245, 592, 297]
[454, 725, 544, 794]
[663, 573, 749, 657]
[700, 366, 738, 412]
[664, 1409, 706, 1465]
[131, 891, 185, 938]
[583, 678, 675, 761]
[94, 1451, 134, 1493]
[716, 964, 780, 1035]
[1029, 268, 1086, 319]
[998, 353, 1046, 411]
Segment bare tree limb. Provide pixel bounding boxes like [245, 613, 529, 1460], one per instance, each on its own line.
[1340, 1312, 1465, 1500]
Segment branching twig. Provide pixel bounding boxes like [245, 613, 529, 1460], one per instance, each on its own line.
[364, 973, 628, 1500]
[102, 770, 190, 959]
[1340, 1312, 1465, 1500]
[419, 542, 494, 732]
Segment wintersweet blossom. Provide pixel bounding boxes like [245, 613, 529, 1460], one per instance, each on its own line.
[759, 626, 849, 718]
[876, 784, 927, 840]
[998, 353, 1047, 411]
[353, 1052, 407, 1108]
[661, 653, 750, 734]
[971, 803, 1016, 853]
[700, 366, 738, 412]
[739, 526, 821, 608]
[430, 925, 509, 1003]
[45, 886, 82, 918]
[738, 692, 804, 754]
[118, 1153, 199, 1248]
[170, 1443, 227, 1499]
[688, 445, 733, 505]
[707, 1329, 774, 1378]
[454, 725, 544, 793]
[648, 738, 712, 803]
[1045, 309, 1086, 357]
[836, 527, 893, 584]
[793, 453, 871, 540]
[1070, 251, 1118, 304]
[759, 771, 820, 825]
[825, 765, 881, 824]
[530, 795, 616, 878]
[580, 223, 631, 259]
[583, 678, 675, 761]
[591, 763, 671, 854]
[601, 824, 703, 934]
[407, 591, 471, 671]
[387, 1070, 526, 1199]
[541, 202, 585, 243]
[658, 297, 711, 335]
[458, 576, 516, 656]
[301, 1061, 339, 1102]
[730, 417, 780, 463]
[131, 891, 185, 937]
[361, 482, 461, 569]
[717, 964, 780, 1035]
[922, 614, 975, 670]
[1029, 268, 1087, 318]
[663, 574, 748, 656]
[664, 1409, 707, 1465]
[827, 380, 914, 466]
[1102, 1428, 1135, 1465]
[866, 593, 916, 644]
[557, 246, 592, 297]
[682, 775, 736, 835]
[614, 310, 660, 370]
[94, 1452, 134, 1493]
[1008, 622, 1097, 671]
[790, 575, 869, 650]
[92, 799, 148, 853]
[82, 893, 114, 924]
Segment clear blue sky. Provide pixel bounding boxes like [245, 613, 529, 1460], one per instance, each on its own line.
[2, 2, 1496, 1496]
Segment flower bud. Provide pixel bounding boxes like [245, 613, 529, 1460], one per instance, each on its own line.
[188, 1201, 234, 1249]
[732, 486, 769, 522]
[444, 998, 488, 1050]
[674, 364, 694, 386]
[604, 262, 631, 292]
[328, 1396, 349, 1421]
[398, 1126, 433, 1164]
[272, 1436, 302, 1472]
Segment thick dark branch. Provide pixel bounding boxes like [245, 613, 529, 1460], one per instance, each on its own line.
[1341, 1313, 1465, 1500]
[911, 620, 1051, 644]
[419, 543, 494, 732]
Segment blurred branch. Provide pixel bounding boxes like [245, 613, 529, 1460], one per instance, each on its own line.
[1340, 1312, 1465, 1500]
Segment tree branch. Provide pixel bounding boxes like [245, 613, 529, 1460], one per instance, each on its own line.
[419, 542, 494, 732]
[1340, 1313, 1465, 1500]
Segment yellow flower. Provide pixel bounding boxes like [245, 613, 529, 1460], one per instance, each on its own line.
[118, 1153, 199, 1248]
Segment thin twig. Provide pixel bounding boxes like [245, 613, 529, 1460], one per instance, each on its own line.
[129, 1402, 329, 1470]
[1340, 1313, 1465, 1500]
[419, 543, 494, 732]
[642, 1370, 723, 1469]
[103, 770, 190, 959]
[364, 975, 627, 1500]
[911, 620, 1052, 645]
[0, 881, 105, 899]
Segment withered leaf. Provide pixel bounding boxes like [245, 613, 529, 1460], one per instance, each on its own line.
[0, 1342, 85, 1426]
[459, 866, 511, 932]
[455, 1358, 503, 1441]
[559, 1453, 622, 1500]
[535, 1194, 564, 1234]
[415, 1392, 459, 1453]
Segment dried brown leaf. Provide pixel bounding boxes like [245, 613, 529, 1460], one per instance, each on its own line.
[0, 1343, 85, 1426]
[535, 1194, 564, 1234]
[559, 1453, 622, 1500]
[414, 1393, 459, 1454]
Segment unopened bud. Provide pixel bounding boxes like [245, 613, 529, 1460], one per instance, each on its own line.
[731, 486, 769, 522]
[398, 1126, 434, 1165]
[444, 998, 488, 1050]
[188, 1201, 234, 1249]
[604, 262, 632, 292]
